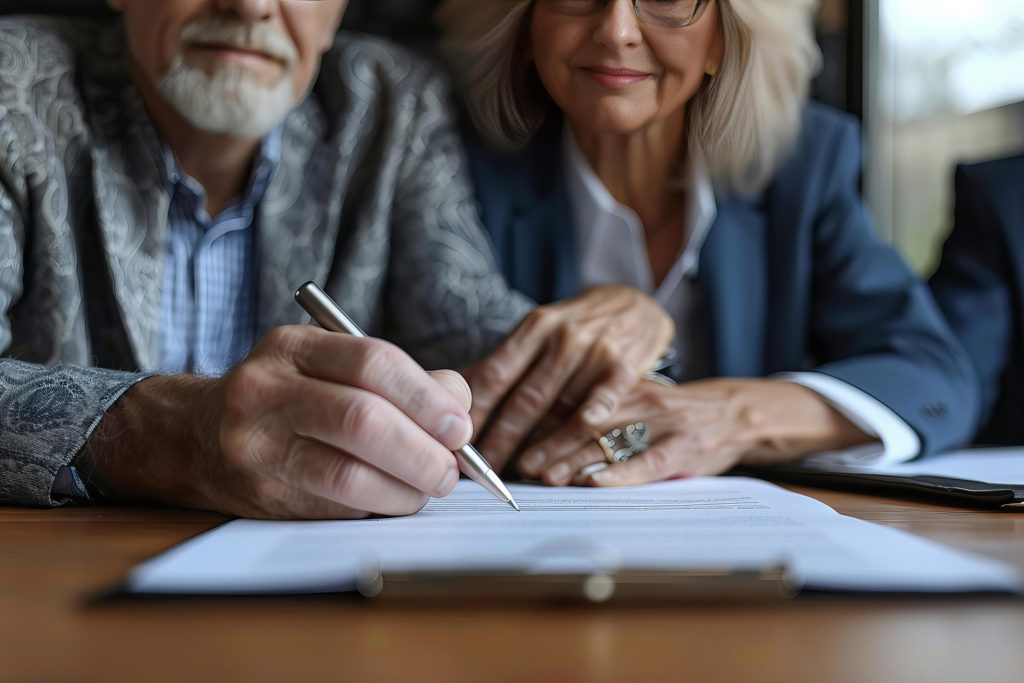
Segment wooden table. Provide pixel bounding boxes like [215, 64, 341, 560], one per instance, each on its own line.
[2, 487, 1023, 683]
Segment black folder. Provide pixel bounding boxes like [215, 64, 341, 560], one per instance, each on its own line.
[743, 465, 1024, 510]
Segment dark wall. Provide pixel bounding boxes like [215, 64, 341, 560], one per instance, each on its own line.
[0, 0, 860, 118]
[0, 0, 113, 16]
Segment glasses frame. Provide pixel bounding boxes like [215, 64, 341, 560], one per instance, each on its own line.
[542, 0, 711, 30]
[632, 0, 710, 29]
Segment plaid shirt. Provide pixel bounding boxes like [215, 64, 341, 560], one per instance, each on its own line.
[158, 128, 282, 376]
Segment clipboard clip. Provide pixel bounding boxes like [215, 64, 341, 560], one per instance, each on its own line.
[356, 565, 800, 604]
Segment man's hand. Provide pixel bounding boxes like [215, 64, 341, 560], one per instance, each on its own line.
[462, 285, 674, 474]
[77, 326, 474, 519]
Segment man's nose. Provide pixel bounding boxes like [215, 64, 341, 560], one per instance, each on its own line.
[213, 0, 276, 22]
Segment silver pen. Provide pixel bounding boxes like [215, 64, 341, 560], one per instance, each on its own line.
[295, 281, 520, 511]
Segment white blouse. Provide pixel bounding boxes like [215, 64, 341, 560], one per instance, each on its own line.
[563, 128, 919, 465]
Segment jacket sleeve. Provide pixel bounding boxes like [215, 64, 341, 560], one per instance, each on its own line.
[804, 119, 980, 456]
[0, 157, 147, 507]
[928, 165, 1014, 431]
[384, 73, 534, 371]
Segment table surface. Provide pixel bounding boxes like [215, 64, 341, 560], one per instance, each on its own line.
[2, 485, 1023, 683]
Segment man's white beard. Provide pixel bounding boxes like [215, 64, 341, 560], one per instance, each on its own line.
[158, 55, 296, 139]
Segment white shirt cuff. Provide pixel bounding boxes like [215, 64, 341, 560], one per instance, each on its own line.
[776, 372, 921, 466]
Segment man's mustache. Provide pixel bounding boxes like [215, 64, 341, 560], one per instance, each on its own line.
[179, 17, 300, 66]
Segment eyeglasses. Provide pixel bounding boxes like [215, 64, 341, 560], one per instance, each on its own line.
[541, 0, 710, 29]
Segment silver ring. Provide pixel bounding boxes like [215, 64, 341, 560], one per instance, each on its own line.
[597, 422, 651, 463]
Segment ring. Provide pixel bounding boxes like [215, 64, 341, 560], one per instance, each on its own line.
[596, 422, 651, 463]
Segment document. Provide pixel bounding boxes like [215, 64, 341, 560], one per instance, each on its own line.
[802, 447, 1024, 485]
[126, 477, 1023, 596]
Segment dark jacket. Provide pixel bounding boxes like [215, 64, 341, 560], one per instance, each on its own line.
[930, 154, 1024, 445]
[467, 102, 979, 457]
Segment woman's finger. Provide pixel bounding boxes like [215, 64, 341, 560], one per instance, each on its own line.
[538, 440, 609, 486]
[464, 309, 560, 430]
[584, 434, 697, 487]
[475, 324, 598, 469]
[516, 414, 595, 478]
[572, 361, 640, 426]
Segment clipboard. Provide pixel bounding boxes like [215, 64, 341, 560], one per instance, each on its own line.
[99, 565, 799, 604]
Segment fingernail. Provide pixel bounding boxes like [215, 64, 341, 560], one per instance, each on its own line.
[590, 469, 614, 486]
[521, 450, 545, 471]
[582, 404, 609, 425]
[437, 413, 472, 447]
[547, 463, 570, 485]
[434, 468, 459, 497]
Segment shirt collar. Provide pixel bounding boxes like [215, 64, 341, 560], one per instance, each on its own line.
[157, 125, 284, 213]
[563, 125, 718, 285]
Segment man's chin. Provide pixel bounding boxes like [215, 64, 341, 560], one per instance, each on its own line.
[159, 58, 296, 139]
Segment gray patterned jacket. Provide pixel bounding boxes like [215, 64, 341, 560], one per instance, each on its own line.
[0, 18, 533, 507]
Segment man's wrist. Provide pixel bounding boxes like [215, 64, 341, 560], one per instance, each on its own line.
[76, 375, 223, 509]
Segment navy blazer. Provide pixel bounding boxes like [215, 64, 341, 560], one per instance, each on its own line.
[467, 103, 979, 456]
[930, 154, 1024, 445]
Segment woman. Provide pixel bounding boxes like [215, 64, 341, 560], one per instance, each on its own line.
[440, 0, 980, 486]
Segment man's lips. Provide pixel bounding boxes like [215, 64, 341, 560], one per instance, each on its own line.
[188, 42, 286, 67]
[579, 65, 652, 87]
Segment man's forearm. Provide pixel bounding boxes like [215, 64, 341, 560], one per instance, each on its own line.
[76, 375, 223, 511]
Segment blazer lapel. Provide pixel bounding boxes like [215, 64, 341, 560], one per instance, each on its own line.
[503, 191, 580, 305]
[254, 100, 344, 337]
[699, 195, 767, 377]
[85, 72, 169, 371]
[500, 127, 581, 305]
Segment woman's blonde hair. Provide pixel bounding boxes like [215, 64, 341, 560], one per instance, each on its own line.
[437, 0, 822, 194]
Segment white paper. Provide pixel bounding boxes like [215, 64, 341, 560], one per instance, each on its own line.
[127, 477, 1023, 595]
[801, 447, 1024, 484]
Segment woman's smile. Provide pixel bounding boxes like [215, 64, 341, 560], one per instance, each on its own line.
[578, 65, 653, 88]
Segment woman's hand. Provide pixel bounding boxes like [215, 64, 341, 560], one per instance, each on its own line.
[516, 378, 874, 487]
[463, 285, 674, 473]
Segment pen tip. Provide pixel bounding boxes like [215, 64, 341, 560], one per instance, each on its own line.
[510, 499, 520, 512]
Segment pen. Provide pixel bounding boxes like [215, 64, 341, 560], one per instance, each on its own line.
[294, 281, 520, 511]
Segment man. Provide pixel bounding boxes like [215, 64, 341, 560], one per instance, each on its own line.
[0, 0, 538, 517]
[1, 0, 676, 518]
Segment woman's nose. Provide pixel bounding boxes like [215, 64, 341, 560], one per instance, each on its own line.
[592, 0, 644, 50]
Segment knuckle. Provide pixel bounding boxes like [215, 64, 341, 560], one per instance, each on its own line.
[474, 359, 509, 393]
[264, 325, 310, 359]
[593, 338, 621, 364]
[412, 449, 453, 491]
[641, 448, 672, 477]
[251, 475, 287, 503]
[528, 306, 557, 329]
[689, 431, 714, 454]
[554, 321, 590, 351]
[508, 383, 552, 416]
[324, 457, 363, 503]
[350, 340, 406, 387]
[224, 363, 270, 413]
[337, 396, 386, 453]
[651, 390, 676, 414]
